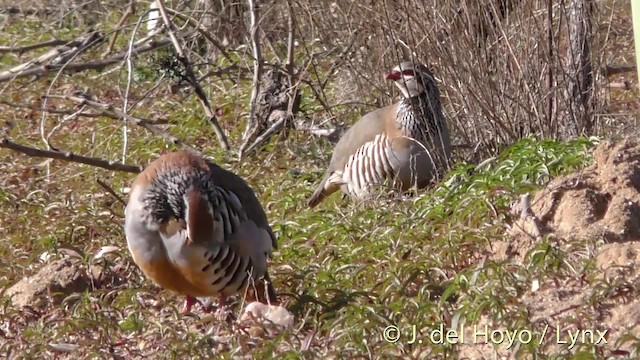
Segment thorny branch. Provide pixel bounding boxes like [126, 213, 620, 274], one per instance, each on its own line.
[154, 0, 230, 151]
[0, 138, 142, 173]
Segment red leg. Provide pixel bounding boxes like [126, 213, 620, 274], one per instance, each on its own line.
[181, 295, 199, 314]
[214, 295, 228, 320]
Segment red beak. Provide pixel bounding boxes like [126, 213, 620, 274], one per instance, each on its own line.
[385, 71, 401, 81]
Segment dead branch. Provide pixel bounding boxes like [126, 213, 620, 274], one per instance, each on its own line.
[239, 0, 264, 157]
[43, 94, 202, 156]
[546, 0, 555, 137]
[564, 0, 594, 136]
[601, 64, 637, 77]
[0, 138, 142, 173]
[0, 39, 70, 54]
[96, 179, 128, 206]
[319, 29, 359, 90]
[155, 0, 230, 151]
[243, 114, 290, 156]
[0, 99, 102, 118]
[0, 32, 103, 81]
[285, 0, 296, 88]
[163, 7, 232, 62]
[0, 98, 169, 124]
[102, 1, 136, 57]
[295, 122, 342, 142]
[197, 63, 248, 82]
[237, 1, 301, 157]
[0, 39, 171, 82]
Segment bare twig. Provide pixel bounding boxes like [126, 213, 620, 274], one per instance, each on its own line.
[243, 115, 289, 156]
[285, 0, 296, 88]
[96, 179, 128, 206]
[43, 94, 202, 156]
[154, 0, 230, 151]
[239, 0, 264, 157]
[38, 31, 107, 178]
[0, 98, 169, 124]
[0, 32, 104, 81]
[163, 7, 232, 62]
[546, 0, 555, 137]
[564, 0, 594, 136]
[0, 138, 142, 173]
[121, 3, 150, 163]
[0, 39, 171, 82]
[197, 63, 248, 82]
[102, 0, 136, 57]
[0, 99, 102, 117]
[0, 39, 69, 54]
[295, 122, 341, 140]
[237, 0, 302, 159]
[319, 30, 359, 90]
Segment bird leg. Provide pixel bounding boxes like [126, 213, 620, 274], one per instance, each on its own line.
[181, 296, 220, 315]
[181, 295, 203, 314]
[214, 295, 229, 320]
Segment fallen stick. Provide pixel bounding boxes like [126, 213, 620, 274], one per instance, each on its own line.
[0, 39, 171, 82]
[0, 39, 70, 54]
[0, 138, 142, 173]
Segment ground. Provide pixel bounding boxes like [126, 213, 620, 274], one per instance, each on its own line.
[3, 138, 640, 358]
[462, 138, 640, 358]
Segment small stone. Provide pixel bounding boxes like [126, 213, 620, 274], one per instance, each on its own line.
[240, 302, 294, 329]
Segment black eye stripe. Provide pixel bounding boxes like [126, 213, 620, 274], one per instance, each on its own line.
[401, 69, 415, 76]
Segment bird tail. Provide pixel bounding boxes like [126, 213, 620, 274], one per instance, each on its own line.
[308, 173, 340, 208]
[307, 184, 327, 208]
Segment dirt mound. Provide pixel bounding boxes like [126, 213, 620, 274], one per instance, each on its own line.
[5, 256, 125, 310]
[474, 139, 640, 358]
[502, 138, 640, 260]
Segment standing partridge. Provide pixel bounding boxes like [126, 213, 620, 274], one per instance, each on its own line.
[308, 61, 452, 207]
[124, 150, 277, 317]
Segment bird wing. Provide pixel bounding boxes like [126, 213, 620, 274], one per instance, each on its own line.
[307, 105, 396, 206]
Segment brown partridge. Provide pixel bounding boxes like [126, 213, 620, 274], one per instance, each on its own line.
[308, 61, 452, 207]
[124, 150, 277, 317]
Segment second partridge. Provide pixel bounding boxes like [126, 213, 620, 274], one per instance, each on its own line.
[308, 61, 452, 207]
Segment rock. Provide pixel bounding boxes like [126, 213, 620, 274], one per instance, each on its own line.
[5, 257, 114, 309]
[240, 302, 294, 330]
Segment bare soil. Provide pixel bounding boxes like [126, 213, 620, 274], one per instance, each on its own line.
[468, 138, 640, 358]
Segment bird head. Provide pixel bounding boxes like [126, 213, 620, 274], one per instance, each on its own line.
[385, 61, 435, 99]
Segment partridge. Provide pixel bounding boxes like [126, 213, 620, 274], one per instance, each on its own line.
[308, 61, 452, 207]
[124, 150, 277, 316]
